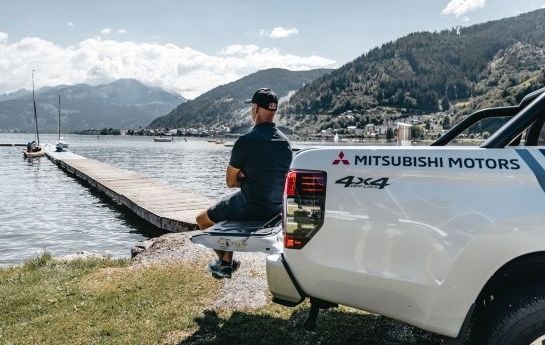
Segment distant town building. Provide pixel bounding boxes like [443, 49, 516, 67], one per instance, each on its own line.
[397, 122, 412, 146]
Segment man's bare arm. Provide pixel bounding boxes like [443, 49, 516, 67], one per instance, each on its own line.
[226, 165, 244, 188]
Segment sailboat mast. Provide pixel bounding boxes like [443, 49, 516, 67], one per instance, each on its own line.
[32, 70, 40, 144]
[58, 94, 61, 141]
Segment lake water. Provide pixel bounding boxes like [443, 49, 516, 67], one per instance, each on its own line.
[0, 133, 237, 267]
[0, 133, 392, 267]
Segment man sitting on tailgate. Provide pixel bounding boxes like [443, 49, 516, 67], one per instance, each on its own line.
[196, 88, 292, 279]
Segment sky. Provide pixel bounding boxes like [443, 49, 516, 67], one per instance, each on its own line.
[1, 0, 544, 99]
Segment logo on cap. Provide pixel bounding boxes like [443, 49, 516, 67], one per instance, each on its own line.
[269, 103, 277, 110]
[332, 151, 350, 165]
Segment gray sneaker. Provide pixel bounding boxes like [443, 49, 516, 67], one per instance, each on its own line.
[207, 259, 222, 272]
[211, 263, 233, 279]
[208, 259, 240, 274]
[208, 259, 240, 278]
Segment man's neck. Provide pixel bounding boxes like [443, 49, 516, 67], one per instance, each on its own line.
[255, 118, 274, 125]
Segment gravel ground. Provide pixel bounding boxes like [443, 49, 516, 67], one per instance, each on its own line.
[131, 231, 270, 310]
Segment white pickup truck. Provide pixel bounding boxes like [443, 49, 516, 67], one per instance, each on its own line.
[192, 88, 545, 344]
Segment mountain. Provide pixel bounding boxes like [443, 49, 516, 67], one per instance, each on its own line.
[450, 42, 545, 117]
[0, 89, 31, 102]
[280, 9, 545, 132]
[149, 68, 332, 131]
[0, 79, 185, 132]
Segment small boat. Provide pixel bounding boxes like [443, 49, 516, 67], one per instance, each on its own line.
[224, 142, 234, 147]
[215, 140, 225, 144]
[153, 137, 173, 142]
[56, 138, 68, 151]
[23, 146, 45, 158]
[23, 70, 44, 158]
[56, 94, 69, 151]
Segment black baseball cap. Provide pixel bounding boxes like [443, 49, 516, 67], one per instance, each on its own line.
[244, 88, 278, 111]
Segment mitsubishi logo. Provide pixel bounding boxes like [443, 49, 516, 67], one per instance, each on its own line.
[332, 151, 350, 165]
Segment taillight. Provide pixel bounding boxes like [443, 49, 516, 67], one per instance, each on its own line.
[283, 170, 327, 249]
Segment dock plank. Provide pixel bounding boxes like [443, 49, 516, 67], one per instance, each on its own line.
[45, 150, 213, 232]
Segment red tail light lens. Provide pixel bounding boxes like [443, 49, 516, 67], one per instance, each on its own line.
[283, 170, 327, 249]
[285, 171, 297, 196]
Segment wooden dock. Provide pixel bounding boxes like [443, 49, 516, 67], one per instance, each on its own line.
[45, 151, 212, 232]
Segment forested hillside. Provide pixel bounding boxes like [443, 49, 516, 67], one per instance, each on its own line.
[285, 9, 545, 119]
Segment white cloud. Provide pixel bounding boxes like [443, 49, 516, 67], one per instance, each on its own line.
[0, 35, 335, 99]
[260, 27, 299, 39]
[269, 26, 299, 39]
[219, 44, 260, 56]
[100, 28, 112, 35]
[442, 0, 486, 17]
[67, 22, 74, 27]
[117, 29, 128, 34]
[541, 3, 545, 8]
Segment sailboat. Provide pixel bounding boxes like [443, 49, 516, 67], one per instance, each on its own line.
[56, 94, 69, 151]
[23, 70, 45, 158]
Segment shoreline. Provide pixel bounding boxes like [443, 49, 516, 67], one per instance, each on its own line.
[13, 231, 272, 311]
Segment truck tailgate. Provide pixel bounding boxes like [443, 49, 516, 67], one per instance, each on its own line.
[190, 215, 283, 254]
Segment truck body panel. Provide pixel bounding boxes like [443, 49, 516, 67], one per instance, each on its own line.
[282, 146, 545, 336]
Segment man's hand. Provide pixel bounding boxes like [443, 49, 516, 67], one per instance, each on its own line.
[226, 165, 243, 188]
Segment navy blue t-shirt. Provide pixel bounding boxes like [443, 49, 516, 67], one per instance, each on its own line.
[229, 122, 292, 217]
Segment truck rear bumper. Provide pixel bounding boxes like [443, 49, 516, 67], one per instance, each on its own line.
[266, 254, 305, 306]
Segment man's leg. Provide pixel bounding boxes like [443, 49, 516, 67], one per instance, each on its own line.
[196, 210, 214, 230]
[196, 210, 226, 259]
[222, 251, 233, 263]
[196, 209, 238, 279]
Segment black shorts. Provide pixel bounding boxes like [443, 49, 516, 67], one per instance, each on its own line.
[206, 192, 246, 223]
[206, 191, 279, 223]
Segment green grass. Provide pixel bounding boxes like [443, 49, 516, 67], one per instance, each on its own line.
[0, 253, 220, 345]
[0, 254, 442, 345]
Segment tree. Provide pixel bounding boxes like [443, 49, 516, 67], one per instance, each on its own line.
[442, 116, 451, 129]
[412, 126, 424, 140]
[386, 128, 395, 140]
[425, 120, 431, 130]
[441, 97, 450, 111]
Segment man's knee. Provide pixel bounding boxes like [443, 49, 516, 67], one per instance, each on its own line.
[196, 210, 214, 230]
